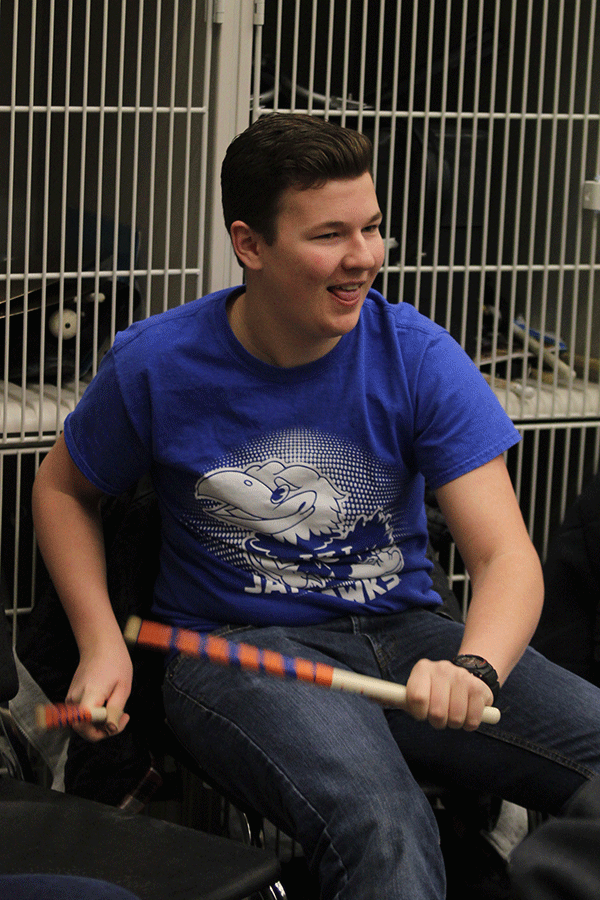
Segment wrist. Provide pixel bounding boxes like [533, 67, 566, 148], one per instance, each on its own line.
[452, 654, 500, 703]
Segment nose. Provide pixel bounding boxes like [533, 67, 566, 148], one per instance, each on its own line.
[343, 231, 383, 272]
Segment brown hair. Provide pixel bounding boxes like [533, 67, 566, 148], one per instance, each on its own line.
[221, 112, 373, 247]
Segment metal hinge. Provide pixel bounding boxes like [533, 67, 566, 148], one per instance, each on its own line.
[207, 0, 225, 24]
[254, 1, 265, 25]
[583, 178, 600, 212]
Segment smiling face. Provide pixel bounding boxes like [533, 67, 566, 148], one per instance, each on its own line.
[228, 172, 385, 367]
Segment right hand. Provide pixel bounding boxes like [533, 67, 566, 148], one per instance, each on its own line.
[65, 634, 133, 742]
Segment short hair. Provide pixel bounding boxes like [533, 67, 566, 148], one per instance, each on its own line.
[221, 112, 373, 246]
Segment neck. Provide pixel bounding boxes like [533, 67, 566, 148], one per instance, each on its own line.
[227, 289, 339, 368]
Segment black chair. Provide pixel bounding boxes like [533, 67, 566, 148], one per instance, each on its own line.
[160, 725, 290, 900]
[0, 606, 281, 900]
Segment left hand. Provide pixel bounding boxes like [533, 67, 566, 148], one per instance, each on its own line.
[405, 657, 494, 731]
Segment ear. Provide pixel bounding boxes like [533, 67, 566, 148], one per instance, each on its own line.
[230, 221, 264, 270]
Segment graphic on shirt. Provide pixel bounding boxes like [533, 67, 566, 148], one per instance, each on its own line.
[195, 461, 345, 542]
[185, 429, 406, 604]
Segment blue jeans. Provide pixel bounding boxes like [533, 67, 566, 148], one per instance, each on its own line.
[0, 875, 141, 899]
[163, 609, 600, 900]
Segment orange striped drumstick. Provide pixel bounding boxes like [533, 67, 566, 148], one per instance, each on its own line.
[35, 703, 108, 730]
[124, 616, 501, 725]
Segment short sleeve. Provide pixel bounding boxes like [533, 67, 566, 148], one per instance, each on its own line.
[64, 345, 152, 495]
[410, 330, 520, 489]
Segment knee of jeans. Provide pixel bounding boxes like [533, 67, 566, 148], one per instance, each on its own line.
[303, 774, 444, 898]
[310, 777, 440, 865]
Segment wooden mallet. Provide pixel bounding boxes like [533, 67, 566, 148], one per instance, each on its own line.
[35, 703, 108, 730]
[123, 615, 501, 725]
[36, 617, 501, 729]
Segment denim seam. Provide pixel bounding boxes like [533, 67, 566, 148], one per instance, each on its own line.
[342, 637, 598, 783]
[478, 724, 598, 780]
[164, 667, 351, 896]
[364, 632, 398, 674]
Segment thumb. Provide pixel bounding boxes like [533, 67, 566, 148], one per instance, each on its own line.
[104, 699, 130, 736]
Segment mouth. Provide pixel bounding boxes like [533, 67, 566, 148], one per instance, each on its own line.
[326, 283, 364, 304]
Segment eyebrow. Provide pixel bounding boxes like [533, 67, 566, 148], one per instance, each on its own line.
[310, 212, 383, 232]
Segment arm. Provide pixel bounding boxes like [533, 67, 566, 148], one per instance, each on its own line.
[405, 454, 544, 731]
[31, 433, 133, 741]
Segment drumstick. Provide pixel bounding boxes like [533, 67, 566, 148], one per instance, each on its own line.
[35, 703, 108, 730]
[124, 616, 501, 725]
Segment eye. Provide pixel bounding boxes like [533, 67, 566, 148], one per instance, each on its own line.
[271, 484, 290, 503]
[313, 232, 338, 241]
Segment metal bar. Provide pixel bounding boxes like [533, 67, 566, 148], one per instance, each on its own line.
[414, 0, 436, 309]
[370, 0, 386, 189]
[179, 0, 198, 305]
[40, 3, 55, 434]
[3, 261, 600, 282]
[428, 0, 452, 327]
[130, 0, 145, 318]
[4, 104, 599, 120]
[380, 1, 402, 301]
[304, 0, 317, 116]
[25, 2, 39, 435]
[75, 0, 92, 403]
[528, 0, 550, 421]
[491, 0, 518, 410]
[356, 0, 368, 133]
[475, 1, 500, 369]
[196, 0, 212, 298]
[90, 0, 109, 386]
[251, 0, 264, 120]
[398, 0, 419, 308]
[144, 0, 163, 316]
[161, 0, 179, 312]
[322, 0, 335, 120]
[444, 0, 469, 329]
[109, 0, 128, 338]
[459, 0, 483, 350]
[555, 1, 580, 418]
[539, 1, 565, 419]
[56, 0, 75, 418]
[289, 0, 300, 113]
[581, 0, 600, 402]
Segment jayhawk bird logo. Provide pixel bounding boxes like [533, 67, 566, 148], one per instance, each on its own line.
[194, 458, 403, 600]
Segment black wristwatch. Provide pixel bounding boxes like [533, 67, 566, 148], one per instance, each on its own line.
[452, 654, 500, 704]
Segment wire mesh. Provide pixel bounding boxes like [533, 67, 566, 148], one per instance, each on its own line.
[254, 0, 600, 576]
[1, 0, 211, 444]
[1, 0, 600, 626]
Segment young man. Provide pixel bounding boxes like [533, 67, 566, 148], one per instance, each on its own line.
[32, 114, 600, 900]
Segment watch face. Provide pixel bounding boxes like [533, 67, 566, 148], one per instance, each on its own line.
[457, 655, 487, 670]
[453, 655, 500, 701]
[463, 656, 486, 669]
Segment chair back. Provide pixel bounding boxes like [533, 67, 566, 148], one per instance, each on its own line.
[0, 598, 18, 703]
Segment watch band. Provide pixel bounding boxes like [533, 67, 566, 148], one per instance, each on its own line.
[452, 654, 500, 704]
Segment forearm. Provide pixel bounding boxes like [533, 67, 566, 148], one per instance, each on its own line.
[458, 546, 544, 684]
[418, 456, 546, 729]
[32, 474, 120, 652]
[32, 436, 133, 738]
[406, 549, 542, 731]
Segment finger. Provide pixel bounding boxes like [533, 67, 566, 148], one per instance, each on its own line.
[426, 685, 452, 731]
[104, 679, 132, 735]
[104, 705, 129, 736]
[404, 670, 432, 722]
[448, 673, 493, 730]
[406, 660, 446, 725]
[71, 718, 112, 742]
[68, 687, 111, 741]
[463, 688, 494, 731]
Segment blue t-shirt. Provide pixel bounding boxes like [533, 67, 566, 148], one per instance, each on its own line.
[64, 288, 520, 632]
